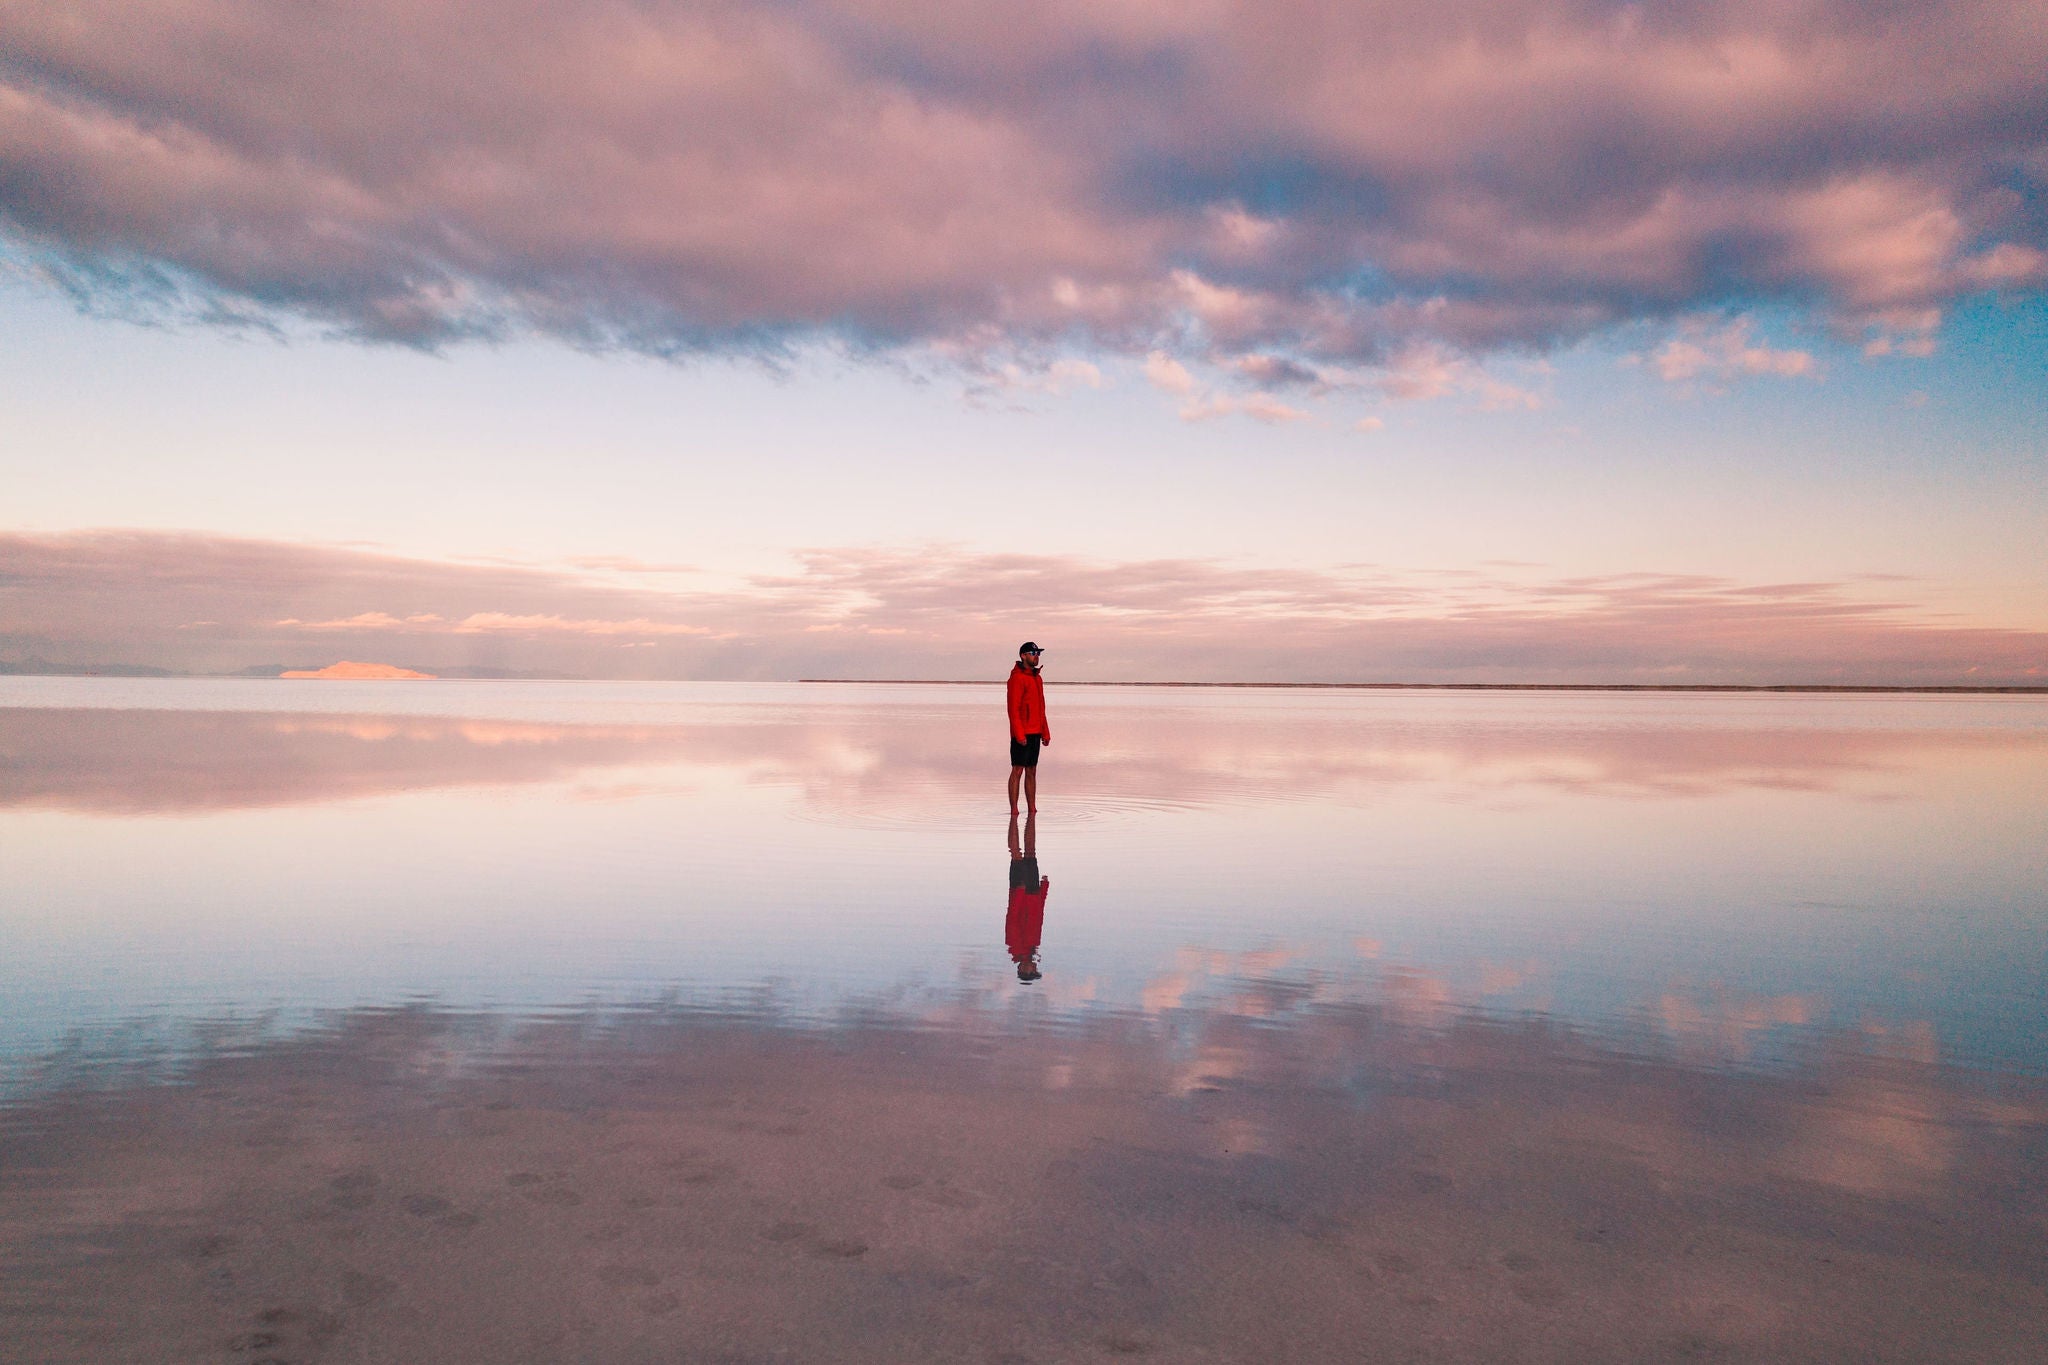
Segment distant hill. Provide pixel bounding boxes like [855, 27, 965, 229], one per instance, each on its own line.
[239, 663, 571, 679]
[0, 659, 180, 677]
[3, 660, 573, 680]
[278, 661, 438, 680]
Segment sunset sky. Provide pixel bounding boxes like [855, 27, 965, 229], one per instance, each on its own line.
[3, 0, 2044, 682]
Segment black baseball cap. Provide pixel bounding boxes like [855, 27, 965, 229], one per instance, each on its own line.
[1018, 641, 1043, 656]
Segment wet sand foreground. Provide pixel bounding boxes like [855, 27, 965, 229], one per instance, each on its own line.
[5, 1004, 2045, 1364]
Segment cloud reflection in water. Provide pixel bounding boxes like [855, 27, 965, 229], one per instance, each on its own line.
[4, 693, 2037, 819]
[2, 687, 2043, 1085]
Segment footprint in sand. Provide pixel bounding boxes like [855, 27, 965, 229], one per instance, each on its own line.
[234, 1305, 342, 1359]
[639, 1291, 683, 1316]
[506, 1174, 585, 1205]
[811, 1237, 869, 1259]
[658, 1148, 740, 1186]
[883, 1173, 980, 1208]
[186, 1232, 237, 1260]
[400, 1193, 480, 1229]
[201, 1264, 237, 1301]
[760, 1220, 867, 1257]
[595, 1263, 662, 1288]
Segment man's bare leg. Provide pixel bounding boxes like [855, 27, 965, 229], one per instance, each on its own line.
[1024, 767, 1037, 814]
[1009, 766, 1024, 814]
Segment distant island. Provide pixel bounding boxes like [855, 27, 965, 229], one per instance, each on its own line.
[279, 661, 438, 680]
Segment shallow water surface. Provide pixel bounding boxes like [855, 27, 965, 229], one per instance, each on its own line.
[2, 680, 2045, 1361]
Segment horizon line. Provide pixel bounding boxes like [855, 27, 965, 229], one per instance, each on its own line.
[801, 680, 2048, 694]
[3, 665, 2043, 695]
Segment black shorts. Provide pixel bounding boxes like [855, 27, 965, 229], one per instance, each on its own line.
[1009, 733, 1043, 768]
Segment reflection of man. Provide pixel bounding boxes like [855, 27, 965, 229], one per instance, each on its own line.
[1007, 641, 1051, 815]
[1006, 811, 1048, 983]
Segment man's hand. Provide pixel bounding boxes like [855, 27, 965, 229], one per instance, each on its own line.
[1040, 734, 1051, 747]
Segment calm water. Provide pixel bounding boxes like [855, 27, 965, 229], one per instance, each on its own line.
[4, 678, 2044, 1079]
[3, 680, 2046, 1361]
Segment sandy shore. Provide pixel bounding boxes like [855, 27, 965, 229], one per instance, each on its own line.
[4, 1005, 2045, 1364]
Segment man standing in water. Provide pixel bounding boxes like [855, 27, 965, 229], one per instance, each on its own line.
[1007, 641, 1051, 815]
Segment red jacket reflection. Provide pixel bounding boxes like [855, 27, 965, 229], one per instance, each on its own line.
[1007, 870, 1048, 963]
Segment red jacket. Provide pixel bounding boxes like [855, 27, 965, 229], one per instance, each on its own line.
[1007, 662, 1049, 743]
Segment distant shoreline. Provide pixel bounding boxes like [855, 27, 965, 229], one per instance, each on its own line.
[799, 679, 2048, 694]
[3, 668, 2041, 694]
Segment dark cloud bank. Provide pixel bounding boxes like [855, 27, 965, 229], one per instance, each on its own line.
[2, 0, 2044, 370]
[3, 529, 2042, 684]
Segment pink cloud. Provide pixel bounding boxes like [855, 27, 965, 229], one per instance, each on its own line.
[1178, 391, 1308, 424]
[0, 0, 2039, 373]
[446, 613, 720, 637]
[1646, 316, 1816, 386]
[5, 530, 2042, 685]
[1146, 348, 1313, 423]
[290, 612, 446, 631]
[1142, 351, 1196, 395]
